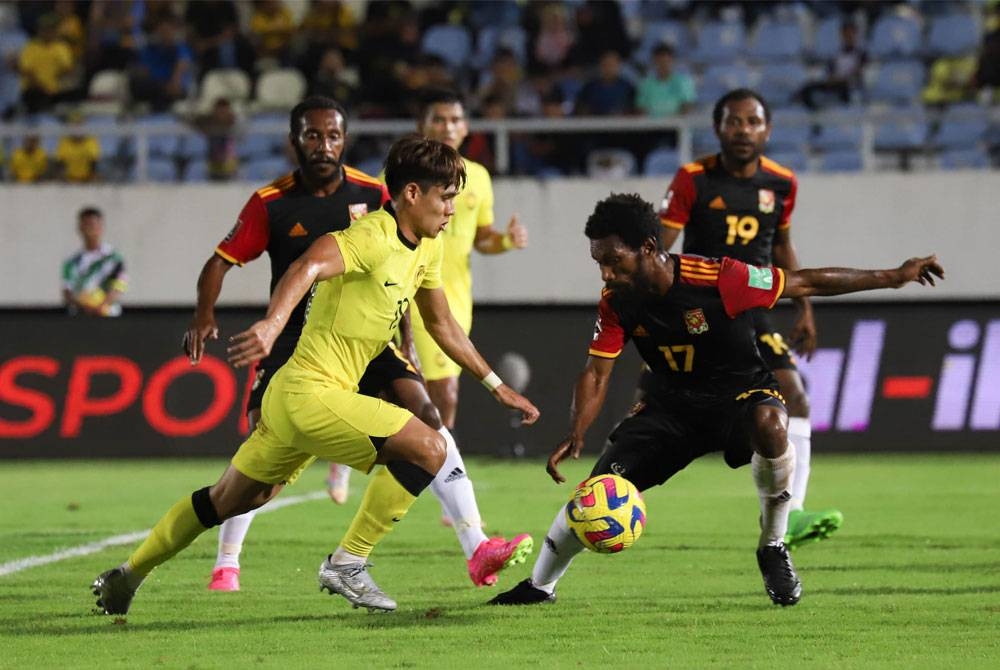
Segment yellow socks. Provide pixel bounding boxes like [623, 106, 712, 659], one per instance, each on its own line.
[340, 466, 417, 558]
[128, 495, 211, 577]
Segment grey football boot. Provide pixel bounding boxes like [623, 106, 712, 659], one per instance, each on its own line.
[318, 556, 397, 612]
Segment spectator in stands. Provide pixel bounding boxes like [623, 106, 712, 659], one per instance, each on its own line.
[975, 2, 1000, 100]
[355, 8, 421, 117]
[464, 93, 506, 173]
[797, 20, 867, 109]
[85, 0, 141, 74]
[52, 0, 85, 61]
[923, 54, 978, 106]
[569, 0, 631, 68]
[308, 47, 359, 108]
[9, 133, 49, 183]
[195, 98, 240, 182]
[130, 14, 194, 112]
[62, 206, 127, 317]
[55, 112, 101, 183]
[249, 0, 295, 67]
[473, 47, 522, 117]
[18, 13, 75, 114]
[297, 0, 359, 76]
[185, 1, 256, 80]
[574, 49, 635, 116]
[528, 2, 576, 73]
[635, 43, 696, 117]
[512, 86, 579, 176]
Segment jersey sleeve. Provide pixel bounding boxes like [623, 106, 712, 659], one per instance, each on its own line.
[215, 193, 269, 265]
[588, 292, 627, 359]
[477, 167, 495, 228]
[658, 167, 696, 230]
[334, 219, 390, 275]
[717, 257, 785, 318]
[779, 174, 798, 230]
[420, 237, 444, 289]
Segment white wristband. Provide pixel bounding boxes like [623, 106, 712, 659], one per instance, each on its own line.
[481, 371, 503, 392]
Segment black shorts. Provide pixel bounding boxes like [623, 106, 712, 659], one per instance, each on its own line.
[750, 309, 798, 372]
[589, 375, 785, 492]
[247, 341, 423, 413]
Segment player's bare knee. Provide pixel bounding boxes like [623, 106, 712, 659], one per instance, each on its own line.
[418, 401, 443, 430]
[751, 406, 789, 459]
[424, 430, 446, 471]
[775, 371, 810, 418]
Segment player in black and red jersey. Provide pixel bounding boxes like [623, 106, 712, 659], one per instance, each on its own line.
[183, 96, 531, 594]
[657, 88, 841, 550]
[490, 193, 943, 607]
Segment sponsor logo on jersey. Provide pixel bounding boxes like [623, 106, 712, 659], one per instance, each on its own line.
[593, 318, 603, 341]
[684, 308, 709, 334]
[747, 265, 774, 290]
[632, 324, 649, 337]
[758, 189, 775, 214]
[708, 195, 727, 210]
[289, 222, 308, 237]
[348, 203, 368, 220]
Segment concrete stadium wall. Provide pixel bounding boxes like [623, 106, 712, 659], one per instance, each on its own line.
[1, 171, 997, 307]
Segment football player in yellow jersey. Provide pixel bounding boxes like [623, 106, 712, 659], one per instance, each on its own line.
[92, 136, 540, 616]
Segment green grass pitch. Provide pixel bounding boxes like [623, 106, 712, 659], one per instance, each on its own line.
[2, 454, 998, 669]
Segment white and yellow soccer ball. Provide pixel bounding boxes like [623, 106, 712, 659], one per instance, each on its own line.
[565, 474, 646, 553]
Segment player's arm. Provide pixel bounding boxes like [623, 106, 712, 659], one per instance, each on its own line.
[660, 226, 681, 252]
[771, 227, 817, 357]
[184, 254, 235, 363]
[227, 235, 346, 367]
[547, 355, 616, 484]
[781, 255, 944, 299]
[472, 214, 528, 254]
[413, 286, 539, 425]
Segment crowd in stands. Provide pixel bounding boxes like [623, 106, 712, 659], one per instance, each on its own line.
[1, 0, 998, 183]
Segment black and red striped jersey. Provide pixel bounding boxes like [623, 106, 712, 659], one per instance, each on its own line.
[216, 166, 389, 339]
[589, 254, 785, 396]
[658, 154, 798, 266]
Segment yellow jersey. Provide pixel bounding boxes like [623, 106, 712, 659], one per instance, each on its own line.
[282, 205, 443, 391]
[56, 136, 100, 182]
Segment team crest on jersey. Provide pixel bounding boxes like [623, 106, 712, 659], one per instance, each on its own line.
[684, 308, 709, 335]
[463, 190, 478, 210]
[632, 324, 649, 337]
[414, 264, 426, 285]
[348, 203, 369, 221]
[758, 189, 775, 214]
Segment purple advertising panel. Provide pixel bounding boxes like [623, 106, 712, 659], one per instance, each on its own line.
[1, 303, 998, 459]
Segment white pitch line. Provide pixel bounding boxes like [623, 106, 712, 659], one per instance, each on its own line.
[0, 490, 328, 577]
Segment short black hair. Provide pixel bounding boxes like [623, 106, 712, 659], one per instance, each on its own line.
[78, 206, 103, 220]
[289, 96, 348, 136]
[383, 134, 467, 199]
[712, 88, 771, 129]
[416, 87, 465, 121]
[652, 42, 675, 57]
[584, 193, 662, 251]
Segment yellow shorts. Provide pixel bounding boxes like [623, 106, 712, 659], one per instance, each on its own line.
[411, 301, 472, 382]
[231, 372, 412, 485]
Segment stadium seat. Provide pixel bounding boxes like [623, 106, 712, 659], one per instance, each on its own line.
[586, 148, 636, 178]
[241, 156, 294, 183]
[146, 156, 179, 182]
[768, 108, 812, 152]
[238, 133, 281, 161]
[183, 158, 210, 183]
[926, 12, 980, 57]
[421, 24, 472, 70]
[178, 133, 209, 161]
[353, 156, 384, 177]
[634, 20, 692, 65]
[764, 150, 808, 173]
[198, 69, 252, 112]
[747, 18, 803, 62]
[817, 149, 863, 172]
[697, 63, 756, 107]
[690, 20, 746, 65]
[939, 147, 990, 169]
[82, 70, 129, 116]
[934, 117, 988, 150]
[874, 113, 928, 151]
[642, 147, 680, 176]
[757, 62, 809, 106]
[810, 15, 843, 61]
[472, 25, 528, 69]
[868, 60, 926, 105]
[813, 115, 863, 151]
[254, 69, 307, 111]
[693, 126, 718, 155]
[868, 12, 922, 60]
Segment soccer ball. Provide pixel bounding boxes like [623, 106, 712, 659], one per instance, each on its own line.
[565, 474, 646, 554]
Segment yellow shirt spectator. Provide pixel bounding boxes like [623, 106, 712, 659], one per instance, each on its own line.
[56, 136, 101, 182]
[19, 38, 74, 95]
[250, 1, 295, 59]
[10, 145, 49, 183]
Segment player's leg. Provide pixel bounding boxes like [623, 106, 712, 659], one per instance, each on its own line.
[325, 462, 351, 504]
[426, 376, 460, 430]
[739, 393, 801, 606]
[491, 398, 693, 605]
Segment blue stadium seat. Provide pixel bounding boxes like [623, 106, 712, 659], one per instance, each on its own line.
[868, 12, 922, 60]
[146, 156, 179, 182]
[939, 147, 990, 169]
[757, 62, 809, 106]
[697, 63, 756, 107]
[747, 18, 803, 62]
[643, 147, 680, 176]
[817, 149, 863, 172]
[690, 20, 746, 65]
[238, 133, 281, 161]
[241, 156, 294, 183]
[634, 20, 692, 65]
[353, 156, 384, 177]
[183, 158, 209, 183]
[763, 150, 808, 173]
[874, 115, 928, 151]
[178, 134, 209, 161]
[421, 24, 472, 70]
[472, 25, 528, 69]
[693, 126, 718, 155]
[810, 15, 843, 61]
[868, 60, 926, 105]
[768, 108, 812, 152]
[146, 133, 181, 160]
[934, 117, 988, 149]
[813, 114, 863, 151]
[926, 12, 980, 57]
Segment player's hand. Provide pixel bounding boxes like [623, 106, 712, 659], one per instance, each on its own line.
[546, 435, 583, 484]
[226, 319, 278, 368]
[506, 214, 528, 249]
[789, 312, 818, 359]
[493, 385, 540, 425]
[895, 255, 944, 287]
[183, 314, 219, 365]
